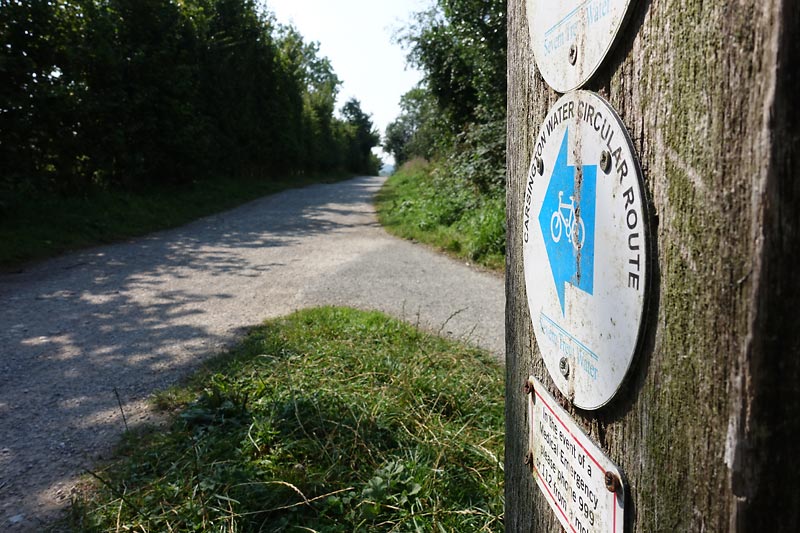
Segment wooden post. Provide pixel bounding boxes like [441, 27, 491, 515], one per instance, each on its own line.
[505, 1, 800, 530]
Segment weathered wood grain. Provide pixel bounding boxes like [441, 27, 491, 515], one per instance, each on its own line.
[506, 1, 800, 530]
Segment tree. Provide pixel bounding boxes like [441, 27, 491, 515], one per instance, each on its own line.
[505, 0, 800, 530]
[0, 0, 85, 198]
[276, 25, 343, 173]
[78, 0, 206, 187]
[0, 0, 367, 203]
[383, 87, 440, 166]
[390, 0, 507, 193]
[196, 0, 283, 177]
[340, 98, 380, 175]
[403, 0, 506, 132]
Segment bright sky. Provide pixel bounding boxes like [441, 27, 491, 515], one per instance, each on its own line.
[264, 0, 432, 164]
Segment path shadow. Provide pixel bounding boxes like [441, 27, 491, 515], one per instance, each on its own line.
[0, 176, 384, 529]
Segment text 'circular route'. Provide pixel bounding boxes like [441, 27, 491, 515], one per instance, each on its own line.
[523, 91, 648, 410]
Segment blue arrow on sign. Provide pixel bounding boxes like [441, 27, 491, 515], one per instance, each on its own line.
[538, 128, 596, 315]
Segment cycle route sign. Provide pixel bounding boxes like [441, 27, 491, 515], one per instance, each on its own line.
[523, 90, 647, 410]
[527, 0, 635, 93]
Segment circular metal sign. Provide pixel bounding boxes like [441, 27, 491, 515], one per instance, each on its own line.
[527, 0, 634, 93]
[523, 91, 647, 410]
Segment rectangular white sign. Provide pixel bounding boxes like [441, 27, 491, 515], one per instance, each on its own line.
[527, 376, 625, 532]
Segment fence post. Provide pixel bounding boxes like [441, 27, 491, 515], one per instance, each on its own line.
[505, 1, 800, 530]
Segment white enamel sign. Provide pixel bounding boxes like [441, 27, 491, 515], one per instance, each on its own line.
[528, 376, 625, 532]
[527, 0, 635, 93]
[523, 91, 647, 410]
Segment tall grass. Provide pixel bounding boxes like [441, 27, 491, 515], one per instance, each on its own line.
[376, 159, 505, 271]
[64, 307, 504, 532]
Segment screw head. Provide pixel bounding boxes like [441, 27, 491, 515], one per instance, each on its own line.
[534, 156, 544, 176]
[559, 357, 570, 378]
[600, 150, 612, 173]
[524, 451, 535, 470]
[523, 380, 534, 396]
[605, 471, 621, 493]
[569, 44, 578, 65]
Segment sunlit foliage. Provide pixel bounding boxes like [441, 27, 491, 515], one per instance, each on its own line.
[0, 0, 380, 213]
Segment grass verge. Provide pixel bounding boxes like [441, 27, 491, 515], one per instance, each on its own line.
[63, 307, 504, 532]
[376, 159, 505, 272]
[1, 172, 352, 270]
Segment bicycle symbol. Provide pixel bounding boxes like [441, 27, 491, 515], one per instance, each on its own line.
[550, 191, 585, 249]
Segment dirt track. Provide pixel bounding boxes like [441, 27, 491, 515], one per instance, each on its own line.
[0, 175, 504, 530]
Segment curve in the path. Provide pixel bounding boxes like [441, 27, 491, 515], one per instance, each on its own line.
[0, 175, 504, 530]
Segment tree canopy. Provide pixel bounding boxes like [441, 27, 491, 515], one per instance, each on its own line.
[0, 0, 380, 211]
[385, 0, 506, 187]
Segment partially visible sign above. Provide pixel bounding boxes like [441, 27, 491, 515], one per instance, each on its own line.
[527, 376, 625, 533]
[523, 91, 647, 409]
[527, 0, 634, 93]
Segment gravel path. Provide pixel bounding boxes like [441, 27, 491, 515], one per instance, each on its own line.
[0, 175, 504, 530]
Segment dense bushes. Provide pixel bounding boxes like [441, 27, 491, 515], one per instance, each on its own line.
[377, 159, 505, 270]
[0, 0, 380, 212]
[386, 0, 506, 169]
[381, 0, 506, 269]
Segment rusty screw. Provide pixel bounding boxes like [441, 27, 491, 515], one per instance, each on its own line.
[524, 451, 535, 471]
[559, 357, 570, 378]
[604, 471, 621, 493]
[569, 44, 578, 65]
[523, 379, 534, 396]
[600, 150, 612, 174]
